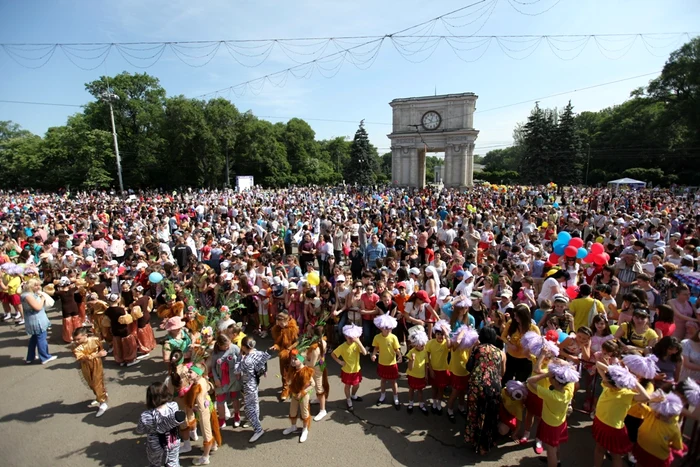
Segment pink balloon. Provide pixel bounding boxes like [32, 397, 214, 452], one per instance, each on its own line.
[565, 246, 578, 258]
[569, 238, 584, 249]
[590, 243, 604, 254]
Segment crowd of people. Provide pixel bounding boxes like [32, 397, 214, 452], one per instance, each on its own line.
[3, 183, 700, 467]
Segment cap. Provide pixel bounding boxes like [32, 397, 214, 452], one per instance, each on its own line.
[500, 289, 513, 299]
[409, 267, 421, 275]
[455, 270, 465, 278]
[336, 275, 346, 282]
[396, 281, 407, 289]
[288, 282, 298, 290]
[437, 287, 450, 301]
[415, 290, 429, 302]
[470, 291, 483, 299]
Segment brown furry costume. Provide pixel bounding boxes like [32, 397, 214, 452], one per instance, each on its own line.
[305, 340, 330, 398]
[157, 301, 184, 320]
[270, 316, 299, 399]
[288, 352, 316, 434]
[183, 377, 222, 449]
[87, 299, 112, 344]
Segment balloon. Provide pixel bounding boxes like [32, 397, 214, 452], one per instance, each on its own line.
[553, 202, 559, 208]
[308, 271, 320, 287]
[149, 272, 164, 284]
[566, 285, 579, 300]
[603, 253, 610, 262]
[593, 254, 607, 266]
[557, 231, 571, 243]
[596, 236, 604, 244]
[590, 243, 604, 254]
[565, 246, 578, 258]
[541, 221, 549, 228]
[569, 238, 584, 249]
[576, 247, 588, 259]
[609, 324, 619, 335]
[558, 330, 568, 343]
[554, 243, 566, 256]
[584, 253, 596, 263]
[548, 253, 560, 264]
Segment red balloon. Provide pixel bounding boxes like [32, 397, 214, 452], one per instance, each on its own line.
[593, 254, 607, 266]
[569, 238, 584, 249]
[548, 253, 560, 264]
[564, 246, 578, 258]
[566, 285, 579, 300]
[590, 243, 604, 254]
[584, 253, 595, 263]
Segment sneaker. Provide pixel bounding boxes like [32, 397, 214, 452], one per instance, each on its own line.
[193, 456, 210, 466]
[420, 406, 429, 416]
[249, 430, 265, 443]
[16, 319, 24, 326]
[190, 429, 199, 441]
[407, 405, 414, 414]
[13, 312, 21, 320]
[628, 453, 637, 464]
[96, 403, 108, 417]
[352, 396, 363, 402]
[88, 401, 100, 408]
[180, 440, 192, 453]
[233, 414, 241, 428]
[394, 400, 401, 411]
[282, 425, 298, 435]
[534, 440, 544, 455]
[210, 443, 218, 453]
[126, 360, 140, 367]
[347, 402, 354, 412]
[2, 313, 11, 321]
[299, 428, 309, 443]
[136, 353, 150, 360]
[42, 355, 57, 365]
[313, 410, 327, 422]
[25, 360, 32, 364]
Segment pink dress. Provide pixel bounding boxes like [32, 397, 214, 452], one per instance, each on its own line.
[672, 299, 697, 339]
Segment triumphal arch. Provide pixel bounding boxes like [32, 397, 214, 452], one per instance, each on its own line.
[388, 93, 479, 188]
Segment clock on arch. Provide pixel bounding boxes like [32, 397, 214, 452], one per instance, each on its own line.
[421, 110, 441, 130]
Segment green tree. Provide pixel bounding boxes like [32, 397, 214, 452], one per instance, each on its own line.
[553, 101, 583, 184]
[520, 103, 556, 183]
[0, 126, 43, 188]
[204, 98, 240, 187]
[233, 113, 291, 187]
[346, 121, 378, 186]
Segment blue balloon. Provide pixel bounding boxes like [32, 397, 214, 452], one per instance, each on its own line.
[552, 202, 560, 208]
[148, 272, 164, 284]
[557, 231, 571, 243]
[576, 247, 588, 259]
[553, 242, 566, 256]
[558, 330, 569, 343]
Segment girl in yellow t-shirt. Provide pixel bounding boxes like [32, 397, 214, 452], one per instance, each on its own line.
[446, 326, 478, 422]
[406, 329, 429, 415]
[371, 314, 402, 409]
[526, 361, 579, 467]
[620, 353, 658, 465]
[332, 324, 367, 412]
[499, 380, 527, 437]
[426, 320, 450, 414]
[632, 392, 684, 467]
[592, 361, 652, 467]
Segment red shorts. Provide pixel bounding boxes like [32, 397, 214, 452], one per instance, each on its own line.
[525, 391, 543, 418]
[341, 370, 362, 386]
[377, 363, 399, 380]
[632, 444, 671, 467]
[450, 374, 469, 391]
[408, 375, 427, 390]
[5, 294, 20, 306]
[499, 405, 517, 432]
[537, 420, 568, 447]
[0, 292, 5, 302]
[429, 369, 450, 389]
[215, 392, 239, 403]
[592, 417, 632, 455]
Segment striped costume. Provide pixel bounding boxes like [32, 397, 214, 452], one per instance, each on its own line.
[235, 350, 271, 434]
[137, 401, 182, 467]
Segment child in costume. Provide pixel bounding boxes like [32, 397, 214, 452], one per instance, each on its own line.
[270, 311, 299, 401]
[72, 326, 108, 417]
[86, 293, 111, 352]
[131, 285, 156, 356]
[499, 380, 527, 437]
[592, 361, 653, 467]
[519, 329, 560, 453]
[162, 317, 192, 366]
[371, 314, 402, 410]
[621, 353, 659, 465]
[526, 361, 579, 467]
[406, 328, 429, 415]
[210, 334, 242, 429]
[446, 326, 478, 422]
[235, 335, 271, 443]
[632, 391, 685, 467]
[304, 326, 330, 422]
[426, 320, 451, 414]
[102, 293, 139, 367]
[332, 324, 368, 412]
[165, 351, 195, 454]
[282, 349, 316, 443]
[137, 382, 186, 467]
[184, 363, 222, 466]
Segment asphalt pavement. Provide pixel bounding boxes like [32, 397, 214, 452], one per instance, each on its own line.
[0, 307, 599, 467]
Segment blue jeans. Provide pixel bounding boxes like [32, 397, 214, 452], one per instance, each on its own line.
[27, 330, 52, 363]
[362, 319, 376, 348]
[336, 311, 348, 342]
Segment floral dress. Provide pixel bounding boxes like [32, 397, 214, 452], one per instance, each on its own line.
[464, 343, 503, 453]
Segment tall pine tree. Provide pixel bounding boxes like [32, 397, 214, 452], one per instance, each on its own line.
[520, 103, 555, 183]
[553, 101, 583, 184]
[346, 120, 378, 186]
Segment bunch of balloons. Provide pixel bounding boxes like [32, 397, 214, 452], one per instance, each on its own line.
[583, 242, 611, 266]
[548, 232, 587, 263]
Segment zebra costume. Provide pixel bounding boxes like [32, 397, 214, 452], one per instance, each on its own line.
[236, 349, 270, 435]
[137, 401, 182, 467]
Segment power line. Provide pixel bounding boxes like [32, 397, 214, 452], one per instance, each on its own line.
[0, 99, 84, 108]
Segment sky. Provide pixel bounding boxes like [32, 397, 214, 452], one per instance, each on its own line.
[1, 0, 699, 157]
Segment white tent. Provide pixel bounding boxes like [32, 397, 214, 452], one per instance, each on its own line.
[607, 177, 646, 189]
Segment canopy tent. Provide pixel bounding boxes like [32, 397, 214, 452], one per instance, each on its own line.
[607, 177, 646, 189]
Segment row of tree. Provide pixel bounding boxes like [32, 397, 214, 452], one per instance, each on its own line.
[477, 37, 700, 186]
[0, 73, 390, 190]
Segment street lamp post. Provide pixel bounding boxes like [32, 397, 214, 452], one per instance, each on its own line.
[101, 91, 124, 193]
